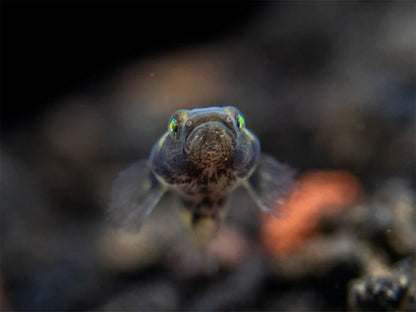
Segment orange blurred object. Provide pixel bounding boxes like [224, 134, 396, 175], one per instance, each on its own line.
[261, 170, 362, 257]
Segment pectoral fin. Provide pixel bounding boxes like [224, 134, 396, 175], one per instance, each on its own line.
[244, 154, 296, 217]
[108, 160, 166, 230]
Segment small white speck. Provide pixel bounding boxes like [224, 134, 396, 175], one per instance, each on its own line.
[386, 228, 392, 233]
[385, 289, 396, 299]
[149, 72, 155, 78]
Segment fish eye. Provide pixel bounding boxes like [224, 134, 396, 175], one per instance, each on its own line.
[169, 118, 180, 139]
[237, 113, 245, 130]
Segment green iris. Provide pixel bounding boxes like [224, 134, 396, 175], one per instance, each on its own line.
[169, 118, 179, 139]
[237, 113, 245, 129]
[169, 118, 178, 132]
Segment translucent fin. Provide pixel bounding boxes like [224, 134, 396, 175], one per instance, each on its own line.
[108, 160, 166, 230]
[244, 154, 296, 217]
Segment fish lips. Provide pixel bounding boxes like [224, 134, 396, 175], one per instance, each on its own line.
[183, 121, 237, 159]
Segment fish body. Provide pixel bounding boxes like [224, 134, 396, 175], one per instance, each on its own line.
[109, 106, 295, 241]
[150, 107, 259, 223]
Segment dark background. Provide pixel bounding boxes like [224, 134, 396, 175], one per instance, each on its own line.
[1, 1, 264, 130]
[1, 1, 415, 311]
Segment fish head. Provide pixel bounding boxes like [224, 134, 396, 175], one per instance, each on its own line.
[151, 106, 260, 184]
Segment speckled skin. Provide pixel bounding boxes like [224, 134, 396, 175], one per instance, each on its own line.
[150, 106, 260, 223]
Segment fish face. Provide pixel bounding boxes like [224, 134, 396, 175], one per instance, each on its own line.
[150, 106, 260, 186]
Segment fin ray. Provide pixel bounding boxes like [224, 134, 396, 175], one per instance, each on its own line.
[108, 159, 166, 230]
[245, 154, 296, 217]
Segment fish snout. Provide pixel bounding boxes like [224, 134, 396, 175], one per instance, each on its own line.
[184, 121, 236, 162]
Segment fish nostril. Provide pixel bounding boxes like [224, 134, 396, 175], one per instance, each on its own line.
[186, 120, 193, 128]
[184, 141, 192, 154]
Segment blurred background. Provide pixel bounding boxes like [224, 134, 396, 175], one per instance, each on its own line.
[1, 1, 415, 311]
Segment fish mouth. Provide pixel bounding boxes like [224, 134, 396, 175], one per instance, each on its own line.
[184, 121, 237, 162]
